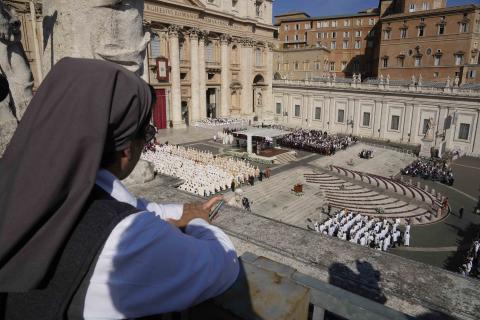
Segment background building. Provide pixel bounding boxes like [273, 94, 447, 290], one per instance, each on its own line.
[275, 0, 480, 83]
[276, 9, 381, 79]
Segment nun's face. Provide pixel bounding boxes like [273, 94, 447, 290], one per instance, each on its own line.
[120, 137, 144, 180]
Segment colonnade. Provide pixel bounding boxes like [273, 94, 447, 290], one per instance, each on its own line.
[165, 24, 273, 127]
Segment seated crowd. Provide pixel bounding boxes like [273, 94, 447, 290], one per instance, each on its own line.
[278, 129, 358, 155]
[142, 144, 259, 196]
[401, 158, 454, 185]
[194, 117, 249, 129]
[313, 209, 409, 252]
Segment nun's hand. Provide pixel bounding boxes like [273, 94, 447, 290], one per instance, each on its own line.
[168, 195, 223, 229]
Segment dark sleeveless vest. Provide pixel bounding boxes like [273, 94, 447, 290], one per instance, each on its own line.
[1, 186, 140, 319]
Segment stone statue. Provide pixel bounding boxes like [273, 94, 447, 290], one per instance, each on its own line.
[386, 74, 390, 85]
[257, 91, 262, 106]
[418, 74, 423, 86]
[358, 73, 362, 83]
[352, 73, 357, 82]
[332, 73, 336, 82]
[454, 75, 460, 87]
[411, 75, 416, 85]
[0, 1, 34, 156]
[379, 74, 384, 84]
[423, 117, 435, 141]
[42, 0, 151, 76]
[446, 76, 451, 88]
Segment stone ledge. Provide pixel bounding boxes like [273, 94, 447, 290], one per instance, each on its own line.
[130, 177, 480, 320]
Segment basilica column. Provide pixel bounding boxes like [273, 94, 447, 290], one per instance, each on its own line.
[263, 43, 274, 120]
[189, 28, 200, 124]
[220, 34, 231, 118]
[199, 32, 207, 119]
[240, 38, 254, 116]
[168, 25, 183, 128]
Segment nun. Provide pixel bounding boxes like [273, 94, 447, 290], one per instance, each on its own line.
[0, 58, 239, 319]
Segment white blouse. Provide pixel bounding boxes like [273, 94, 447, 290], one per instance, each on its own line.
[84, 169, 239, 319]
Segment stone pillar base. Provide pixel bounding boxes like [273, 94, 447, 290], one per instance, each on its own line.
[172, 121, 187, 129]
[419, 139, 434, 158]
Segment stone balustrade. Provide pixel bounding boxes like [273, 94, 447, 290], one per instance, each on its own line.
[131, 176, 480, 320]
[273, 79, 480, 97]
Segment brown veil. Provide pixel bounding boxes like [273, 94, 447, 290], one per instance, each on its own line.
[0, 58, 152, 291]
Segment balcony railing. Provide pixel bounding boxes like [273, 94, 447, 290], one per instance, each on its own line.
[272, 78, 480, 97]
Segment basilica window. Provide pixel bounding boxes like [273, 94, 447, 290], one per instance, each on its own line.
[391, 115, 400, 131]
[314, 107, 321, 120]
[397, 56, 405, 67]
[354, 40, 361, 49]
[400, 28, 408, 39]
[343, 31, 350, 37]
[331, 31, 337, 38]
[434, 55, 441, 66]
[276, 103, 282, 115]
[362, 112, 371, 127]
[342, 40, 349, 49]
[232, 0, 238, 10]
[294, 62, 299, 70]
[294, 105, 301, 117]
[409, 4, 416, 12]
[459, 22, 468, 33]
[255, 48, 263, 66]
[337, 109, 345, 123]
[206, 43, 215, 62]
[369, 18, 375, 26]
[355, 30, 362, 37]
[341, 61, 347, 70]
[458, 123, 470, 140]
[150, 35, 161, 58]
[331, 41, 336, 49]
[331, 20, 338, 27]
[344, 19, 351, 27]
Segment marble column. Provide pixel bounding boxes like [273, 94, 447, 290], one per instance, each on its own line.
[168, 25, 183, 128]
[263, 42, 274, 121]
[353, 99, 360, 136]
[379, 100, 387, 139]
[189, 28, 200, 124]
[199, 32, 207, 119]
[240, 38, 254, 116]
[220, 34, 231, 118]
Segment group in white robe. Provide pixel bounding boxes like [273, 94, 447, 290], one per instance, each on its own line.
[313, 210, 407, 252]
[142, 144, 258, 197]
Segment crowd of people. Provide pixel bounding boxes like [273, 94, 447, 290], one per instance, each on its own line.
[460, 238, 480, 278]
[278, 129, 358, 155]
[312, 209, 409, 252]
[194, 118, 249, 129]
[142, 144, 261, 197]
[359, 149, 374, 159]
[401, 158, 454, 185]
